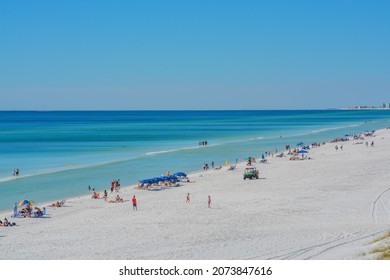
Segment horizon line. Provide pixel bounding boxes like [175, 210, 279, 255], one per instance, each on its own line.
[0, 108, 344, 112]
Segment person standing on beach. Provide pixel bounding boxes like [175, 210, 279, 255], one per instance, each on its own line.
[13, 203, 17, 216]
[103, 190, 108, 201]
[211, 161, 214, 169]
[186, 193, 190, 203]
[132, 196, 137, 211]
[208, 195, 211, 208]
[88, 185, 91, 192]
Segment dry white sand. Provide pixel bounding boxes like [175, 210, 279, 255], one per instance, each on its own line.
[1, 129, 390, 260]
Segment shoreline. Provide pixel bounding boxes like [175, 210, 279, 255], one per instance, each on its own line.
[1, 127, 390, 259]
[1, 115, 389, 212]
[0, 127, 386, 218]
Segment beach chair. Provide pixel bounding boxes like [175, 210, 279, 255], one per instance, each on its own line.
[11, 211, 21, 218]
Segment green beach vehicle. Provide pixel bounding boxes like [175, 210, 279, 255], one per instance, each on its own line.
[243, 167, 259, 180]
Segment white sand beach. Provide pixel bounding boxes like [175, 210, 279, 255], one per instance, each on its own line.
[1, 129, 390, 260]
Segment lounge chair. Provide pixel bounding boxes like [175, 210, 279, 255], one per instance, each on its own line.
[11, 211, 23, 218]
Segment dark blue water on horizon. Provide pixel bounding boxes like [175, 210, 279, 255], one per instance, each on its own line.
[1, 110, 390, 211]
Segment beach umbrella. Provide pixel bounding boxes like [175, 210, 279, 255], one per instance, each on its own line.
[296, 142, 304, 147]
[298, 150, 308, 154]
[19, 199, 34, 206]
[261, 153, 265, 160]
[153, 177, 164, 182]
[174, 172, 187, 177]
[166, 175, 179, 182]
[140, 179, 152, 184]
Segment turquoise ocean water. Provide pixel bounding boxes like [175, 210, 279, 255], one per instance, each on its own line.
[1, 110, 390, 211]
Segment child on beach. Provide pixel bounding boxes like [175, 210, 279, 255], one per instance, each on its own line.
[186, 193, 190, 203]
[208, 195, 211, 208]
[13, 203, 17, 216]
[132, 196, 137, 211]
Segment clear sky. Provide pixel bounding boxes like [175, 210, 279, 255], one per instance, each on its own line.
[0, 0, 389, 110]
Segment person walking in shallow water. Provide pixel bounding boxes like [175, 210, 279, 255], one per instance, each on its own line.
[208, 195, 211, 208]
[186, 193, 190, 203]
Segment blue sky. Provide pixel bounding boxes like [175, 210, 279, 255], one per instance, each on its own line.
[0, 0, 389, 110]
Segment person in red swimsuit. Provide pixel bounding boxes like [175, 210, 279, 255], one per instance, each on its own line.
[132, 196, 137, 211]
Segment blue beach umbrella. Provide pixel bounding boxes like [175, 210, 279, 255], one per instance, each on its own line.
[153, 177, 164, 182]
[140, 179, 152, 184]
[174, 172, 187, 177]
[298, 150, 308, 154]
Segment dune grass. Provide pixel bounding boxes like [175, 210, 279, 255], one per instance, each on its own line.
[370, 231, 390, 244]
[367, 231, 390, 260]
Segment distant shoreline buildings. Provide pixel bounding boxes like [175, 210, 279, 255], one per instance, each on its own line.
[347, 102, 390, 110]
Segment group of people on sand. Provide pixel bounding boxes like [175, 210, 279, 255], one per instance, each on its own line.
[0, 218, 15, 227]
[204, 161, 225, 171]
[50, 200, 66, 207]
[91, 181, 137, 210]
[12, 202, 46, 218]
[335, 144, 344, 151]
[98, 190, 137, 210]
[366, 141, 374, 147]
[110, 179, 121, 193]
[247, 157, 256, 166]
[186, 193, 212, 208]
